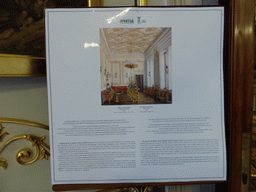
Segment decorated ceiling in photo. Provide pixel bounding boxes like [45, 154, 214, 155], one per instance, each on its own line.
[102, 28, 167, 55]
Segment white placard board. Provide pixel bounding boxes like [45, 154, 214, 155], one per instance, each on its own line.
[45, 6, 226, 186]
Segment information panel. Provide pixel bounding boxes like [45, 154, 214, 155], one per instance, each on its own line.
[45, 7, 226, 185]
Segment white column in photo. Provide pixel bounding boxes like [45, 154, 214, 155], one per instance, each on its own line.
[101, 52, 105, 89]
[167, 46, 172, 91]
[103, 54, 107, 87]
[150, 58, 154, 87]
[147, 60, 151, 87]
[112, 62, 120, 85]
[121, 62, 124, 85]
[164, 52, 169, 89]
[159, 51, 166, 89]
[105, 60, 112, 85]
[123, 62, 131, 85]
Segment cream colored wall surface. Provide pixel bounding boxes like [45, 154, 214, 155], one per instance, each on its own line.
[147, 0, 166, 5]
[103, 0, 134, 6]
[0, 77, 98, 192]
[0, 78, 48, 122]
[0, 77, 51, 192]
[184, 0, 203, 4]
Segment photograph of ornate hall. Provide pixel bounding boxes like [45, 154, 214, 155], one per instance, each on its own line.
[100, 27, 172, 105]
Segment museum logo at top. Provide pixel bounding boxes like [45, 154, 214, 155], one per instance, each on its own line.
[120, 17, 146, 24]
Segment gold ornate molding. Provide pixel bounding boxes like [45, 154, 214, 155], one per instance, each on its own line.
[0, 117, 49, 130]
[139, 0, 147, 6]
[0, 124, 9, 142]
[0, 54, 46, 77]
[0, 118, 49, 169]
[0, 158, 7, 169]
[88, 0, 102, 7]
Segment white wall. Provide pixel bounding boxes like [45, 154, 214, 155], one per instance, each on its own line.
[145, 28, 172, 90]
[110, 55, 145, 86]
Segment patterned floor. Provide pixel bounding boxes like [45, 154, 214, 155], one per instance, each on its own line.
[103, 92, 167, 105]
[137, 92, 161, 104]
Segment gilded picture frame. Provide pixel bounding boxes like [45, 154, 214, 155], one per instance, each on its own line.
[0, 0, 102, 77]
